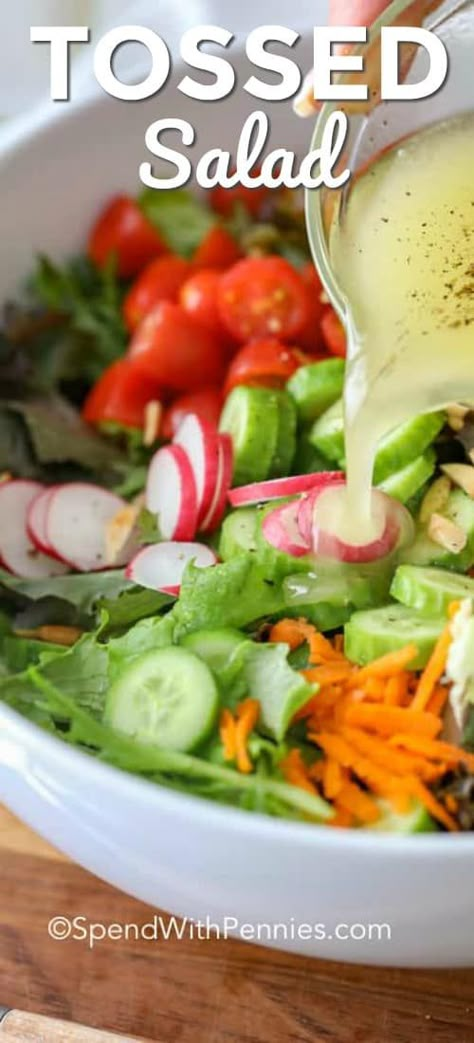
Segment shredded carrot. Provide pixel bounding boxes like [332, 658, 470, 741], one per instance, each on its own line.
[308, 631, 346, 664]
[411, 625, 452, 712]
[341, 727, 445, 781]
[343, 703, 442, 738]
[303, 664, 354, 686]
[347, 644, 418, 685]
[328, 804, 355, 828]
[336, 781, 381, 824]
[389, 734, 474, 771]
[408, 778, 459, 832]
[219, 709, 236, 762]
[269, 618, 315, 650]
[280, 749, 319, 794]
[384, 673, 410, 706]
[426, 684, 449, 717]
[445, 795, 459, 814]
[235, 699, 260, 774]
[322, 757, 344, 799]
[333, 633, 344, 654]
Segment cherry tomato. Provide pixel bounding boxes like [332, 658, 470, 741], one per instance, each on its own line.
[192, 225, 242, 270]
[321, 307, 346, 358]
[128, 301, 225, 392]
[180, 269, 225, 337]
[88, 196, 167, 279]
[161, 386, 223, 441]
[297, 263, 327, 354]
[210, 168, 269, 219]
[218, 257, 310, 343]
[123, 255, 192, 332]
[82, 359, 163, 430]
[224, 339, 308, 396]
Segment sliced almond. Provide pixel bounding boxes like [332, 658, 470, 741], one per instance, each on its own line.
[105, 503, 141, 567]
[0, 472, 11, 485]
[14, 625, 83, 647]
[441, 463, 474, 499]
[419, 475, 451, 524]
[428, 512, 467, 554]
[446, 403, 470, 431]
[143, 400, 163, 448]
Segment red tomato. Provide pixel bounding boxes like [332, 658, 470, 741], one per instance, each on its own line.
[210, 169, 269, 219]
[180, 270, 224, 338]
[88, 196, 167, 279]
[192, 225, 242, 270]
[218, 257, 310, 343]
[128, 301, 225, 392]
[161, 386, 223, 441]
[321, 307, 346, 358]
[123, 255, 192, 332]
[82, 359, 163, 430]
[224, 339, 307, 396]
[297, 263, 327, 354]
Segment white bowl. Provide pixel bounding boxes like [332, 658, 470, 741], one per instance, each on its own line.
[0, 45, 473, 968]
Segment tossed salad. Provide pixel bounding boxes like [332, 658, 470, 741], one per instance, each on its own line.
[1, 179, 474, 833]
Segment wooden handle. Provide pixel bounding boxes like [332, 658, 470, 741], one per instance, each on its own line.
[0, 1010, 150, 1042]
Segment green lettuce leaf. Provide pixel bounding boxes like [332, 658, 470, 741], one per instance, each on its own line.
[174, 555, 286, 636]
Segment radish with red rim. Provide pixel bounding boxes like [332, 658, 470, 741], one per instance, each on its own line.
[46, 483, 127, 572]
[0, 480, 69, 579]
[262, 501, 310, 558]
[297, 473, 347, 546]
[308, 485, 403, 563]
[173, 413, 220, 525]
[126, 541, 218, 593]
[27, 486, 60, 557]
[228, 472, 344, 508]
[146, 444, 198, 541]
[200, 434, 233, 534]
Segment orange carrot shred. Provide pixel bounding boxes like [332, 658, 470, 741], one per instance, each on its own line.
[411, 626, 452, 712]
[347, 644, 418, 685]
[426, 684, 449, 717]
[408, 777, 459, 832]
[336, 781, 380, 824]
[219, 709, 236, 762]
[234, 698, 260, 774]
[269, 618, 315, 650]
[343, 703, 442, 738]
[322, 757, 344, 799]
[280, 749, 319, 795]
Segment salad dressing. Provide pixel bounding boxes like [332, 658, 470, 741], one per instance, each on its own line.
[329, 113, 474, 539]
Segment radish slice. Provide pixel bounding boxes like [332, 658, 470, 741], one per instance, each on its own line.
[297, 474, 346, 545]
[27, 486, 61, 556]
[0, 480, 69, 578]
[146, 444, 198, 541]
[200, 434, 233, 534]
[173, 413, 220, 524]
[262, 501, 310, 557]
[228, 472, 344, 508]
[310, 485, 400, 563]
[46, 484, 127, 572]
[126, 541, 217, 593]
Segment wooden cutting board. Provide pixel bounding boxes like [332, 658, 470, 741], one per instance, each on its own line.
[0, 806, 473, 1043]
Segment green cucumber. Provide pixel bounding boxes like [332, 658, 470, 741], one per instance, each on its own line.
[287, 358, 345, 422]
[293, 430, 333, 475]
[219, 507, 260, 560]
[104, 646, 219, 753]
[344, 603, 445, 669]
[309, 400, 445, 479]
[370, 799, 436, 833]
[281, 559, 394, 631]
[377, 449, 436, 504]
[269, 391, 297, 478]
[391, 564, 474, 616]
[219, 386, 280, 485]
[181, 628, 247, 677]
[401, 488, 474, 572]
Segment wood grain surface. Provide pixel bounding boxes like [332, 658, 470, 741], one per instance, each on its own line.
[0, 807, 473, 1043]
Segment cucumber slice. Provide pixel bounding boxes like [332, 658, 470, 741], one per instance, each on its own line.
[344, 603, 445, 668]
[269, 391, 297, 478]
[377, 449, 436, 504]
[370, 799, 436, 833]
[391, 564, 474, 616]
[309, 400, 445, 479]
[282, 558, 394, 631]
[219, 386, 280, 485]
[181, 627, 247, 677]
[293, 430, 333, 475]
[309, 399, 345, 464]
[287, 359, 345, 422]
[104, 646, 219, 752]
[401, 488, 474, 572]
[219, 507, 260, 560]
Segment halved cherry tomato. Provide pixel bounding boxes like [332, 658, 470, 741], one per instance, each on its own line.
[321, 307, 346, 358]
[128, 301, 225, 392]
[192, 225, 241, 270]
[161, 386, 223, 441]
[180, 269, 225, 338]
[218, 257, 310, 343]
[123, 255, 192, 332]
[82, 359, 163, 430]
[210, 168, 269, 219]
[88, 195, 167, 279]
[224, 339, 308, 396]
[297, 262, 327, 355]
